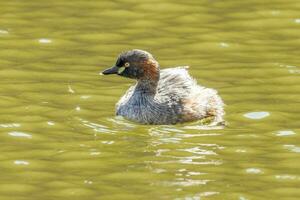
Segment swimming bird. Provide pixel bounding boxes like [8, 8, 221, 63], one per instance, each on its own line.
[101, 49, 224, 125]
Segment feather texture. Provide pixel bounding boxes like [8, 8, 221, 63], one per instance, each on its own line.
[116, 66, 224, 125]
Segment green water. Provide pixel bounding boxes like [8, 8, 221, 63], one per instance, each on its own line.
[0, 0, 300, 199]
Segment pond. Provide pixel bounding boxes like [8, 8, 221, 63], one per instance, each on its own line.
[0, 0, 299, 199]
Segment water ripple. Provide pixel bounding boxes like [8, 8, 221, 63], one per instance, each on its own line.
[14, 160, 29, 165]
[0, 123, 21, 128]
[243, 111, 270, 119]
[283, 145, 300, 153]
[275, 130, 296, 136]
[8, 131, 32, 139]
[79, 118, 116, 134]
[38, 38, 52, 44]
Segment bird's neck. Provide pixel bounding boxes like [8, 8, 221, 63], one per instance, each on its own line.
[135, 59, 160, 95]
[135, 78, 158, 95]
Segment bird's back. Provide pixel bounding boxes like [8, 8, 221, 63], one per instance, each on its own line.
[156, 67, 224, 124]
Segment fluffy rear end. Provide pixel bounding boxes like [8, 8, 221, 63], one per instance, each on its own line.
[158, 67, 224, 124]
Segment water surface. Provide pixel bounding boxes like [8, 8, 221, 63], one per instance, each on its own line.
[0, 0, 300, 199]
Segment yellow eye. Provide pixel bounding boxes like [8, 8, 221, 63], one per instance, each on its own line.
[124, 62, 130, 67]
